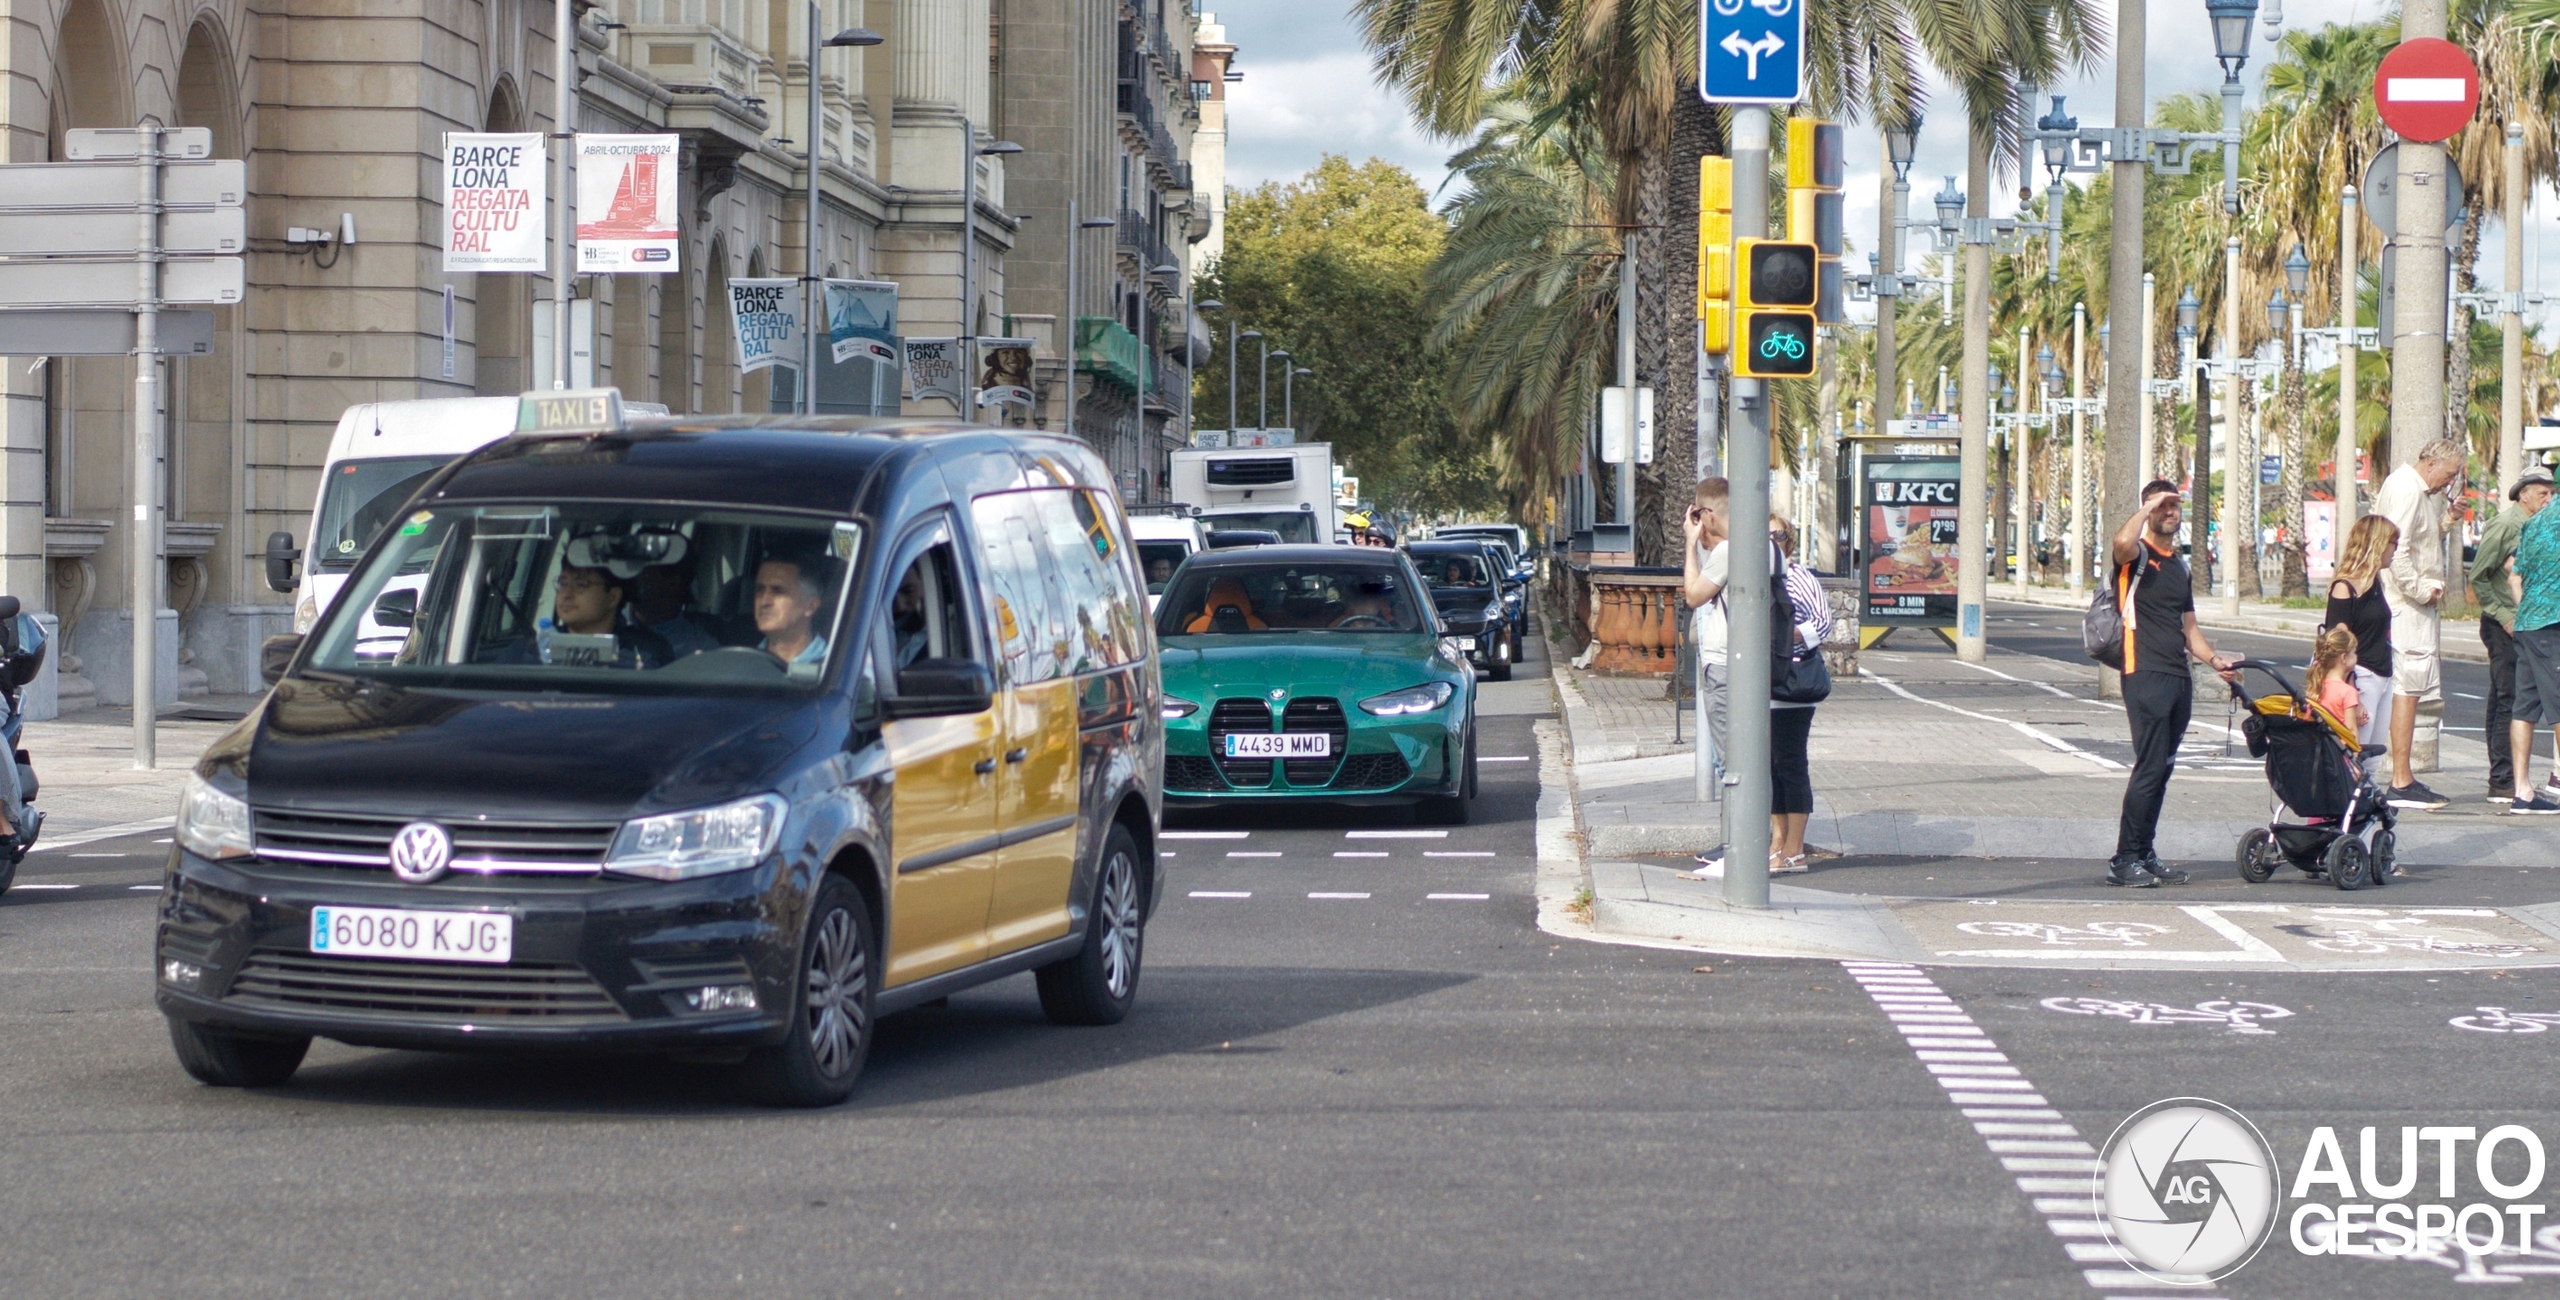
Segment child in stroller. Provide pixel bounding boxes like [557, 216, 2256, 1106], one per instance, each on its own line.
[2232, 653, 2397, 890]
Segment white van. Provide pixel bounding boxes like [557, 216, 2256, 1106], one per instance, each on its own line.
[1125, 509, 1211, 610]
[267, 396, 664, 654]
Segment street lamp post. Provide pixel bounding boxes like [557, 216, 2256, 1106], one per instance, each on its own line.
[799, 20, 884, 414]
[1877, 117, 1919, 478]
[2070, 302, 2089, 591]
[1285, 365, 1311, 429]
[1062, 209, 1119, 437]
[1139, 262, 1180, 500]
[1231, 327, 1259, 431]
[959, 123, 1023, 423]
[2177, 286, 2200, 572]
[1261, 347, 1287, 429]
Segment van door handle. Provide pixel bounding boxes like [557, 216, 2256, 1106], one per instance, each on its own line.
[974, 758, 997, 775]
[1004, 747, 1029, 764]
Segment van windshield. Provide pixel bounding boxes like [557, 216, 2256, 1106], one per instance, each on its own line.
[313, 456, 452, 570]
[1136, 541, 1191, 594]
[1204, 512, 1318, 545]
[305, 502, 861, 692]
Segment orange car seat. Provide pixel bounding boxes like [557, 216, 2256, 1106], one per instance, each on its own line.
[1184, 577, 1268, 633]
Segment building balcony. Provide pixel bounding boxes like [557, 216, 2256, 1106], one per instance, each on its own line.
[1116, 209, 1177, 276]
[1076, 316, 1143, 394]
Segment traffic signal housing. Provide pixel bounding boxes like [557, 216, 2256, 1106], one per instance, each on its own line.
[1697, 156, 1733, 354]
[1734, 238, 1818, 378]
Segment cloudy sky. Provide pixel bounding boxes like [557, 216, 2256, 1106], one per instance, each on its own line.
[1211, 0, 2559, 332]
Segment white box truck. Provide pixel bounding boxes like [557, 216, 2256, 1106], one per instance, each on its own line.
[1169, 442, 1335, 544]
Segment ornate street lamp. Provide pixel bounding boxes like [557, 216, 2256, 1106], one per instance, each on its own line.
[2284, 243, 2311, 297]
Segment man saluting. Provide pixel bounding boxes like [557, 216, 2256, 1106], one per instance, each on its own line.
[2106, 480, 2240, 888]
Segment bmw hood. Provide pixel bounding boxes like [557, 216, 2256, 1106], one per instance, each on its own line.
[1158, 634, 1466, 706]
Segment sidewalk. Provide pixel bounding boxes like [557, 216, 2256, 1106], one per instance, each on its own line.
[16, 695, 257, 845]
[1540, 625, 2560, 971]
[1998, 582, 2489, 664]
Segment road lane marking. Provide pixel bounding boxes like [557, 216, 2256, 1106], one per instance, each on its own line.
[1427, 892, 1491, 900]
[1481, 756, 1531, 762]
[1334, 851, 1390, 858]
[1307, 892, 1370, 900]
[1425, 851, 1495, 858]
[127, 885, 158, 891]
[1862, 672, 2125, 770]
[1164, 831, 1250, 840]
[9, 883, 74, 890]
[1843, 960, 2230, 1300]
[70, 853, 127, 858]
[1345, 830, 1447, 839]
[1188, 891, 1251, 899]
[1226, 851, 1282, 858]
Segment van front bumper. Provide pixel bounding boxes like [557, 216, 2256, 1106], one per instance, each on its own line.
[151, 851, 799, 1052]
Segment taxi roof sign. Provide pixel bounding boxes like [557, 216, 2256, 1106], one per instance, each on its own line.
[517, 388, 624, 436]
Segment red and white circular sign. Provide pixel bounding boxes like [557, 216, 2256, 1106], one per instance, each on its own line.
[2373, 38, 2480, 143]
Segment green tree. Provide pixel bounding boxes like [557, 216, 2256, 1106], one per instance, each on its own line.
[1193, 156, 1497, 520]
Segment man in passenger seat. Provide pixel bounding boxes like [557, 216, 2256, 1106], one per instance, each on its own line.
[755, 554, 837, 673]
[630, 557, 722, 659]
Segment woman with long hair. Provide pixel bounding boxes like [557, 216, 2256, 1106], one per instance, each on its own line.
[2325, 514, 2400, 774]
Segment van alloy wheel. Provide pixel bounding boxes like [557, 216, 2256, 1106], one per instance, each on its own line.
[805, 905, 869, 1077]
[1097, 842, 1141, 1001]
[740, 875, 874, 1106]
[1037, 822, 1145, 1026]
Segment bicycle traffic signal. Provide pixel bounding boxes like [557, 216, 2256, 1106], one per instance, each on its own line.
[1734, 238, 1818, 378]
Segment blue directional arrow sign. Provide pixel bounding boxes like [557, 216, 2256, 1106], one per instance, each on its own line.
[1701, 0, 1805, 105]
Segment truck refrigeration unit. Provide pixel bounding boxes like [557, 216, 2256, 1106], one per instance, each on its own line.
[1169, 441, 1336, 544]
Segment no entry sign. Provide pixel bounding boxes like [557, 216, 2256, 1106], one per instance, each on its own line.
[2373, 38, 2479, 143]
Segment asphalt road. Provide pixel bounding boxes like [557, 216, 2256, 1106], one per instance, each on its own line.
[5, 629, 2560, 1298]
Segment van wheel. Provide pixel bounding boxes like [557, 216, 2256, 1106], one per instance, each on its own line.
[740, 875, 874, 1107]
[168, 1018, 309, 1088]
[1037, 823, 1145, 1026]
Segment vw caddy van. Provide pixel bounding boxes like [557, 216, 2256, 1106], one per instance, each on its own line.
[157, 392, 1164, 1106]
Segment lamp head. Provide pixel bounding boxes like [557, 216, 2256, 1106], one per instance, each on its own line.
[1884, 118, 1920, 178]
[2266, 285, 2290, 333]
[1238, 329, 1261, 342]
[1293, 367, 1313, 377]
[1934, 177, 1964, 233]
[2036, 96, 2078, 173]
[2205, 0, 2259, 74]
[1270, 349, 1290, 362]
[2036, 343, 2055, 371]
[2284, 242, 2311, 295]
[2099, 319, 2111, 350]
[2176, 286, 2200, 332]
[824, 27, 884, 47]
[977, 140, 1024, 156]
[1195, 299, 1224, 312]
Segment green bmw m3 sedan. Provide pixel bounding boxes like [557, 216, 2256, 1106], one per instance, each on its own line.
[1155, 546, 1479, 824]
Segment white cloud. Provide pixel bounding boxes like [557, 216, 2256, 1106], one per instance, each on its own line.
[1222, 50, 1458, 200]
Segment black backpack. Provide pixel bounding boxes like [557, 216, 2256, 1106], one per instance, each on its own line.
[2084, 562, 2142, 670]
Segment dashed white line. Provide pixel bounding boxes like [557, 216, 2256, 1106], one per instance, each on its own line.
[1307, 892, 1371, 900]
[1345, 830, 1448, 839]
[1842, 960, 2224, 1299]
[1188, 890, 1252, 899]
[1334, 851, 1390, 858]
[9, 883, 75, 890]
[1163, 831, 1250, 840]
[1426, 892, 1491, 900]
[127, 885, 158, 892]
[1226, 851, 1282, 858]
[70, 853, 127, 859]
[1480, 756, 1531, 762]
[1424, 851, 1496, 858]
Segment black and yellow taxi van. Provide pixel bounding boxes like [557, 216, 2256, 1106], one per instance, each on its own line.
[155, 391, 1164, 1106]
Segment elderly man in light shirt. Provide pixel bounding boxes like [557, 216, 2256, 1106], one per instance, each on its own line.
[2370, 438, 2468, 810]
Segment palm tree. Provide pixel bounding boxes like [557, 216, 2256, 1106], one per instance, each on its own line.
[2444, 0, 2560, 448]
[2248, 19, 2389, 595]
[1428, 98, 1624, 507]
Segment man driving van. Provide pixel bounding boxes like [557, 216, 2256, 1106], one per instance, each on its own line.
[756, 554, 835, 673]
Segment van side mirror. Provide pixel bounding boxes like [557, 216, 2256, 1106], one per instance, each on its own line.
[260, 634, 303, 687]
[883, 658, 993, 719]
[371, 588, 416, 628]
[264, 531, 302, 594]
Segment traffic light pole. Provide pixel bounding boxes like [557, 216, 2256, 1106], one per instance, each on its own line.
[2389, 0, 2449, 472]
[1724, 105, 1774, 909]
[1617, 230, 1637, 525]
[1956, 136, 1991, 663]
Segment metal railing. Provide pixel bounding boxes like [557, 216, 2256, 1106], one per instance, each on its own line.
[1117, 208, 1175, 274]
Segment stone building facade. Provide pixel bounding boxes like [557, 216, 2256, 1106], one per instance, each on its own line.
[0, 0, 1225, 714]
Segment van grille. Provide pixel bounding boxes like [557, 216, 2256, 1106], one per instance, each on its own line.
[254, 809, 617, 874]
[225, 952, 627, 1023]
[1281, 698, 1347, 786]
[1205, 457, 1295, 487]
[1208, 698, 1274, 787]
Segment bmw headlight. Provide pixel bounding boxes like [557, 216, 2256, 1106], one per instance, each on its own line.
[175, 774, 253, 860]
[604, 793, 788, 881]
[1359, 681, 1455, 716]
[1162, 698, 1199, 720]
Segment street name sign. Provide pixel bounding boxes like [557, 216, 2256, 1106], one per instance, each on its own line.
[63, 126, 214, 161]
[1700, 0, 1804, 104]
[0, 309, 213, 355]
[0, 160, 246, 210]
[0, 208, 245, 257]
[2373, 39, 2479, 143]
[0, 257, 243, 307]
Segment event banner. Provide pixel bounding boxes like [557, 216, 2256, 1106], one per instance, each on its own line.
[906, 337, 964, 407]
[726, 278, 802, 374]
[443, 133, 545, 273]
[1861, 456, 1960, 626]
[975, 337, 1037, 409]
[575, 134, 680, 273]
[824, 280, 900, 365]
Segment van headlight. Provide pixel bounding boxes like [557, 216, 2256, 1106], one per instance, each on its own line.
[1359, 682, 1454, 716]
[604, 794, 788, 881]
[175, 774, 253, 860]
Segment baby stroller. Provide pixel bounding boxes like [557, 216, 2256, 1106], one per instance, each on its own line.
[2230, 660, 2395, 889]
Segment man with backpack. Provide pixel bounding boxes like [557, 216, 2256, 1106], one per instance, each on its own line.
[2102, 481, 2240, 887]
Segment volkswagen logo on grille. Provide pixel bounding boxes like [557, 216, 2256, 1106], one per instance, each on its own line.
[387, 822, 453, 884]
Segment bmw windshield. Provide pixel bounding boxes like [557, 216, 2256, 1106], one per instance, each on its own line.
[1157, 562, 1425, 635]
[304, 502, 860, 692]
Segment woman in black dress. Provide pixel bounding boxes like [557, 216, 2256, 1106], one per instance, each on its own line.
[2325, 513, 2400, 780]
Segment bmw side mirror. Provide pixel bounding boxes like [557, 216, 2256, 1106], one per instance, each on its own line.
[264, 531, 302, 594]
[260, 634, 303, 687]
[372, 588, 417, 629]
[884, 658, 994, 719]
